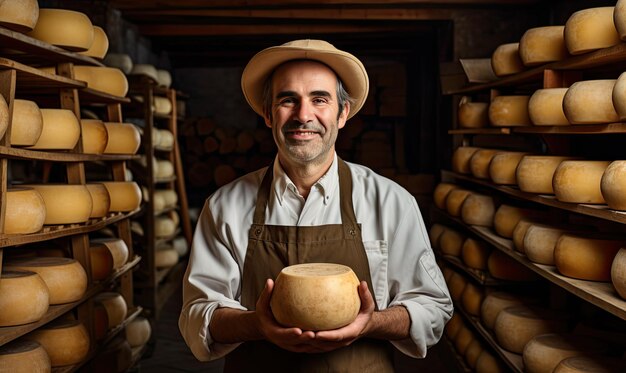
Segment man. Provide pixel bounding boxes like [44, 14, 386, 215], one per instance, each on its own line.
[179, 39, 452, 372]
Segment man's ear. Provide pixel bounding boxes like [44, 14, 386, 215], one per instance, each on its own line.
[338, 101, 350, 129]
[264, 113, 272, 128]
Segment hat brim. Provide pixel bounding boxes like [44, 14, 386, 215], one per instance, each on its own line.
[241, 45, 369, 120]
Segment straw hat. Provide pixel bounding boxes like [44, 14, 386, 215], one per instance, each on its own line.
[241, 39, 369, 120]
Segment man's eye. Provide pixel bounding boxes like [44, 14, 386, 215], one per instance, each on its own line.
[313, 98, 328, 104]
[279, 98, 296, 105]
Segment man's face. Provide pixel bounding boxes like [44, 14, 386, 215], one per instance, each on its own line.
[265, 60, 349, 168]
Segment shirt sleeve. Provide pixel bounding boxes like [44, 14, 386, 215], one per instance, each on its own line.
[178, 200, 247, 361]
[386, 197, 453, 358]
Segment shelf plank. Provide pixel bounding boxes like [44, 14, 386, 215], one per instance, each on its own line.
[513, 123, 626, 134]
[0, 145, 139, 162]
[78, 87, 131, 104]
[436, 252, 504, 286]
[0, 57, 85, 90]
[448, 127, 511, 135]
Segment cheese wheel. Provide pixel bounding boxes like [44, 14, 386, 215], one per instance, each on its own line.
[493, 204, 538, 239]
[27, 109, 80, 150]
[454, 326, 474, 355]
[489, 151, 528, 185]
[488, 95, 532, 127]
[130, 64, 159, 82]
[612, 72, 626, 121]
[611, 248, 626, 299]
[156, 159, 175, 178]
[476, 351, 507, 373]
[481, 291, 532, 330]
[461, 193, 495, 227]
[5, 257, 87, 304]
[154, 96, 173, 115]
[452, 146, 480, 174]
[156, 69, 172, 88]
[494, 305, 568, 353]
[25, 319, 90, 367]
[519, 26, 569, 66]
[555, 234, 624, 281]
[0, 340, 51, 373]
[615, 0, 626, 40]
[94, 292, 127, 328]
[439, 228, 465, 257]
[103, 53, 133, 74]
[80, 119, 108, 154]
[78, 26, 108, 59]
[461, 282, 485, 316]
[433, 183, 458, 210]
[27, 9, 94, 51]
[158, 129, 175, 149]
[91, 238, 129, 269]
[168, 210, 180, 227]
[512, 219, 534, 253]
[553, 160, 610, 204]
[564, 7, 620, 55]
[21, 184, 92, 224]
[125, 317, 152, 347]
[270, 263, 360, 331]
[563, 80, 619, 124]
[491, 43, 525, 77]
[462, 237, 491, 270]
[73, 66, 129, 97]
[523, 334, 607, 373]
[172, 236, 189, 257]
[470, 149, 499, 179]
[517, 155, 573, 194]
[555, 355, 626, 373]
[153, 192, 166, 212]
[4, 187, 46, 234]
[529, 88, 570, 126]
[600, 160, 626, 209]
[101, 181, 142, 212]
[155, 216, 176, 238]
[0, 0, 39, 33]
[447, 272, 467, 302]
[155, 248, 178, 268]
[488, 250, 537, 281]
[102, 122, 141, 154]
[524, 224, 567, 265]
[155, 189, 178, 207]
[444, 313, 463, 340]
[446, 189, 472, 217]
[0, 94, 8, 140]
[86, 183, 111, 218]
[0, 270, 49, 327]
[464, 339, 484, 369]
[10, 99, 43, 146]
[458, 98, 488, 128]
[89, 243, 114, 281]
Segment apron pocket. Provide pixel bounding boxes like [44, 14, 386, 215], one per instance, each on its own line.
[363, 240, 388, 307]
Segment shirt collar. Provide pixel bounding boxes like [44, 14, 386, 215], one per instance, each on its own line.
[272, 153, 339, 206]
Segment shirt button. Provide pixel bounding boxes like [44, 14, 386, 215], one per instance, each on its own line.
[255, 228, 262, 236]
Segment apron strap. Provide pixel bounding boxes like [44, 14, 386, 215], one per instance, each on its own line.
[253, 163, 274, 225]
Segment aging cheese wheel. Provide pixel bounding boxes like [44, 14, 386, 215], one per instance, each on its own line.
[476, 351, 507, 373]
[461, 193, 495, 227]
[615, 0, 626, 40]
[563, 80, 619, 124]
[89, 243, 114, 281]
[446, 189, 472, 217]
[101, 181, 142, 212]
[464, 339, 484, 369]
[0, 0, 39, 33]
[125, 316, 152, 347]
[103, 53, 133, 74]
[78, 26, 108, 59]
[458, 98, 488, 128]
[21, 184, 92, 224]
[488, 95, 532, 127]
[454, 326, 474, 355]
[155, 216, 176, 238]
[130, 64, 159, 82]
[27, 109, 80, 150]
[564, 7, 620, 55]
[102, 122, 141, 155]
[480, 291, 532, 330]
[493, 204, 538, 239]
[512, 218, 535, 253]
[154, 96, 173, 115]
[156, 69, 172, 88]
[461, 282, 485, 316]
[462, 237, 491, 270]
[433, 182, 458, 210]
[439, 228, 465, 257]
[94, 292, 127, 329]
[156, 159, 175, 178]
[519, 26, 569, 66]
[10, 99, 43, 146]
[86, 183, 111, 218]
[600, 160, 626, 209]
[469, 149, 499, 179]
[611, 248, 626, 300]
[494, 305, 568, 354]
[270, 263, 360, 331]
[172, 236, 189, 257]
[611, 72, 626, 121]
[158, 129, 175, 149]
[489, 151, 528, 185]
[491, 43, 525, 77]
[152, 191, 166, 211]
[554, 355, 625, 373]
[4, 187, 46, 234]
[553, 160, 610, 204]
[91, 238, 129, 270]
[0, 340, 51, 373]
[27, 9, 94, 51]
[73, 66, 129, 97]
[523, 334, 607, 373]
[80, 119, 108, 154]
[0, 94, 8, 140]
[529, 88, 570, 126]
[444, 313, 463, 340]
[524, 224, 567, 265]
[155, 248, 178, 268]
[5, 257, 87, 304]
[555, 234, 624, 281]
[25, 319, 90, 367]
[517, 155, 573, 194]
[0, 270, 49, 327]
[488, 250, 537, 281]
[452, 146, 480, 174]
[447, 272, 467, 302]
[429, 224, 446, 249]
[155, 189, 178, 208]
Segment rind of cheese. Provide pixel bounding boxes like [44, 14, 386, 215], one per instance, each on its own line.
[80, 119, 108, 154]
[464, 339, 484, 369]
[553, 160, 610, 204]
[90, 238, 129, 270]
[612, 71, 626, 121]
[488, 95, 531, 127]
[563, 80, 619, 124]
[446, 189, 472, 217]
[461, 282, 485, 316]
[0, 340, 51, 373]
[529, 88, 570, 126]
[89, 243, 114, 281]
[600, 160, 626, 210]
[439, 228, 465, 257]
[523, 334, 607, 373]
[476, 351, 507, 373]
[433, 183, 458, 210]
[4, 187, 46, 234]
[0, 93, 8, 140]
[25, 319, 90, 367]
[564, 7, 620, 55]
[480, 291, 532, 330]
[469, 149, 499, 179]
[491, 43, 525, 77]
[27, 9, 94, 51]
[516, 155, 573, 194]
[94, 292, 127, 329]
[102, 122, 141, 154]
[454, 326, 474, 355]
[519, 26, 569, 66]
[86, 183, 111, 218]
[155, 159, 175, 178]
[524, 224, 567, 265]
[462, 237, 491, 270]
[130, 64, 159, 82]
[73, 66, 129, 97]
[78, 26, 108, 59]
[101, 181, 142, 212]
[156, 69, 172, 88]
[10, 99, 43, 146]
[20, 184, 92, 224]
[493, 204, 539, 239]
[611, 248, 626, 300]
[458, 99, 489, 128]
[125, 317, 152, 347]
[489, 151, 528, 185]
[0, 0, 40, 33]
[447, 272, 467, 302]
[555, 355, 626, 373]
[0, 270, 49, 327]
[555, 234, 624, 281]
[460, 193, 495, 227]
[154, 96, 173, 115]
[452, 146, 481, 174]
[155, 248, 178, 268]
[444, 313, 463, 340]
[512, 219, 534, 253]
[26, 109, 80, 150]
[103, 53, 133, 74]
[428, 223, 447, 249]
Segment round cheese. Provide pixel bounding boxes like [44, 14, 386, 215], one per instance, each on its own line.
[27, 109, 80, 150]
[270, 263, 360, 331]
[172, 236, 189, 257]
[519, 26, 569, 66]
[555, 234, 624, 281]
[156, 159, 175, 178]
[528, 88, 570, 126]
[25, 319, 90, 367]
[481, 291, 532, 330]
[155, 248, 178, 268]
[444, 313, 463, 340]
[488, 95, 532, 127]
[458, 98, 488, 128]
[517, 155, 573, 194]
[89, 243, 114, 281]
[154, 96, 172, 115]
[153, 192, 166, 212]
[464, 339, 484, 369]
[524, 224, 567, 265]
[91, 238, 129, 270]
[86, 183, 111, 218]
[493, 204, 538, 239]
[488, 250, 537, 281]
[21, 184, 92, 224]
[102, 122, 141, 155]
[454, 326, 474, 355]
[512, 218, 535, 253]
[130, 64, 159, 82]
[155, 189, 178, 207]
[27, 9, 94, 51]
[157, 69, 172, 88]
[470, 149, 499, 179]
[78, 26, 108, 59]
[564, 7, 620, 55]
[553, 160, 610, 204]
[0, 340, 51, 373]
[0, 94, 8, 140]
[489, 151, 528, 185]
[5, 257, 87, 304]
[158, 129, 175, 149]
[433, 182, 458, 210]
[10, 99, 43, 146]
[168, 210, 180, 227]
[103, 53, 133, 74]
[125, 316, 152, 347]
[73, 66, 128, 97]
[94, 292, 127, 329]
[611, 248, 626, 300]
[615, 0, 626, 40]
[461, 193, 495, 227]
[452, 146, 480, 174]
[4, 187, 46, 234]
[494, 305, 568, 354]
[80, 119, 108, 154]
[0, 270, 49, 327]
[101, 181, 142, 212]
[523, 333, 607, 373]
[563, 80, 619, 124]
[600, 160, 626, 209]
[611, 72, 626, 121]
[429, 223, 446, 251]
[0, 0, 39, 33]
[491, 43, 525, 77]
[447, 272, 467, 302]
[476, 351, 507, 373]
[155, 216, 176, 238]
[461, 282, 485, 316]
[555, 355, 626, 373]
[462, 237, 491, 270]
[446, 189, 472, 217]
[439, 228, 465, 257]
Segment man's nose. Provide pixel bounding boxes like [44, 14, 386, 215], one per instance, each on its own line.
[293, 101, 313, 123]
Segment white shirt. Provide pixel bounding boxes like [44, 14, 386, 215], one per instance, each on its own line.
[179, 155, 452, 362]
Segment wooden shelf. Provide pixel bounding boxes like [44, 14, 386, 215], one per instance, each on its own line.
[448, 123, 626, 135]
[435, 252, 504, 286]
[0, 57, 85, 90]
[79, 87, 131, 104]
[0, 146, 138, 162]
[448, 127, 511, 135]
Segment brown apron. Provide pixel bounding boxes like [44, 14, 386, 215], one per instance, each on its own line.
[223, 159, 394, 373]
